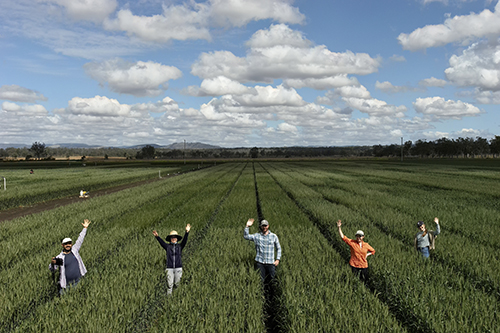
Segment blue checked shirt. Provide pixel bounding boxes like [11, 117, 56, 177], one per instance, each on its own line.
[244, 227, 282, 264]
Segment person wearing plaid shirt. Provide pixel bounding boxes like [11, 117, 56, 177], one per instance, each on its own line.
[244, 218, 281, 283]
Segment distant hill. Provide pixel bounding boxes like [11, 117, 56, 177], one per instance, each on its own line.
[0, 144, 29, 149]
[0, 142, 222, 149]
[47, 143, 105, 149]
[163, 142, 221, 149]
[128, 142, 221, 149]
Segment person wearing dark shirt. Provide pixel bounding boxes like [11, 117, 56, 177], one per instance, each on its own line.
[49, 219, 91, 294]
[153, 224, 190, 295]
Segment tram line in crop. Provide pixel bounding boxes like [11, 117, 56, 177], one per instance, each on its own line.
[127, 163, 247, 332]
[252, 162, 289, 333]
[259, 162, 437, 333]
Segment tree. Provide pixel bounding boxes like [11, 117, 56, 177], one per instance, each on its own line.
[29, 142, 46, 160]
[250, 147, 259, 158]
[403, 140, 412, 156]
[490, 136, 500, 156]
[136, 145, 156, 159]
[473, 137, 490, 157]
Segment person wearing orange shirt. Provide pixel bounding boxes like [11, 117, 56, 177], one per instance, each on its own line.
[337, 220, 375, 282]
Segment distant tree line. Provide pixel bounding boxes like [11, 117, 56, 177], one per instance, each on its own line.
[372, 136, 500, 158]
[1, 135, 500, 161]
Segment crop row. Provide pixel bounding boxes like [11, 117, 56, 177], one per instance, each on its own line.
[1, 163, 239, 332]
[278, 161, 500, 294]
[263, 162, 499, 332]
[0, 165, 191, 210]
[253, 163, 406, 332]
[141, 163, 266, 332]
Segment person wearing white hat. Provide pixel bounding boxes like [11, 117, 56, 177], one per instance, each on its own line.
[244, 218, 282, 283]
[153, 224, 190, 295]
[337, 220, 375, 282]
[49, 219, 91, 294]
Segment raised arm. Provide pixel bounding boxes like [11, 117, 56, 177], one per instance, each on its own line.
[153, 230, 169, 250]
[433, 217, 441, 236]
[244, 218, 255, 241]
[180, 224, 190, 249]
[73, 220, 90, 252]
[337, 220, 345, 239]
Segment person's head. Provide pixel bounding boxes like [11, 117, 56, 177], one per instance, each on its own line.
[61, 238, 72, 253]
[355, 230, 364, 243]
[259, 220, 269, 233]
[417, 221, 426, 231]
[417, 221, 427, 236]
[166, 230, 182, 243]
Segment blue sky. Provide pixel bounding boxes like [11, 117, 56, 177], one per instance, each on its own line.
[1, 0, 499, 148]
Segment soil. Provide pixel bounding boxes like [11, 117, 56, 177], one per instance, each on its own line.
[0, 175, 174, 223]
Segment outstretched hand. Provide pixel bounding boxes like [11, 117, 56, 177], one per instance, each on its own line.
[82, 219, 91, 228]
[186, 224, 191, 232]
[246, 218, 254, 227]
[337, 220, 342, 228]
[152, 230, 159, 237]
[434, 217, 439, 224]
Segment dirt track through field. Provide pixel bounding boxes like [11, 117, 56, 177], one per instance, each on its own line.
[0, 175, 175, 223]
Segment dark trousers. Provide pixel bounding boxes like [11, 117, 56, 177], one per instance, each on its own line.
[255, 261, 276, 284]
[350, 266, 369, 282]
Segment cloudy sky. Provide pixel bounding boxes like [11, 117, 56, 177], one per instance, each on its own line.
[1, 0, 499, 148]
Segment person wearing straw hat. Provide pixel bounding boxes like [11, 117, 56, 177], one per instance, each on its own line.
[244, 218, 281, 284]
[153, 224, 190, 295]
[49, 219, 91, 294]
[414, 217, 440, 258]
[337, 220, 375, 282]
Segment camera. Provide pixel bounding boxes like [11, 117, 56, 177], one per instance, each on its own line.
[54, 258, 63, 266]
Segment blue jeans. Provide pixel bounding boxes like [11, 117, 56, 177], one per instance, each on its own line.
[419, 247, 430, 258]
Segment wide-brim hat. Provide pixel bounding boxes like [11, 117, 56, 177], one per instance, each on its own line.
[166, 230, 182, 242]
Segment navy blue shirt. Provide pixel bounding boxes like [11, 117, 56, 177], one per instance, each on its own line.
[64, 252, 81, 283]
[156, 232, 189, 268]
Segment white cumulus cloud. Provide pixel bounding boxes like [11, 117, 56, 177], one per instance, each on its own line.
[445, 40, 500, 91]
[84, 58, 182, 97]
[419, 77, 448, 87]
[413, 96, 481, 119]
[184, 76, 257, 96]
[43, 0, 117, 23]
[0, 85, 48, 103]
[56, 95, 134, 117]
[210, 0, 305, 27]
[2, 101, 48, 116]
[192, 24, 380, 85]
[375, 81, 419, 93]
[103, 5, 212, 43]
[398, 1, 500, 51]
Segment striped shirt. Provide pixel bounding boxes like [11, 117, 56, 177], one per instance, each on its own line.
[244, 227, 282, 264]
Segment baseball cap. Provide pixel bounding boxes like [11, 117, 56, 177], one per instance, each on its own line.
[355, 230, 364, 237]
[61, 237, 72, 244]
[260, 220, 269, 226]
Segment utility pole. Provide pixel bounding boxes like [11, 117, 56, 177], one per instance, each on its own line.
[183, 140, 186, 165]
[401, 137, 404, 162]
